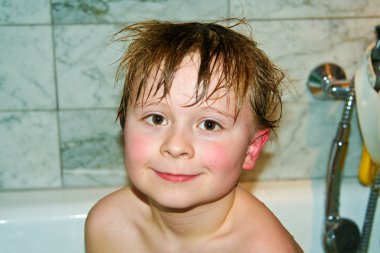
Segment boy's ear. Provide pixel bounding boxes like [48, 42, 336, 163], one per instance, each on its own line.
[242, 129, 270, 170]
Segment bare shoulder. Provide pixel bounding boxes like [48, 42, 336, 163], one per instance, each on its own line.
[85, 187, 147, 253]
[86, 187, 133, 225]
[234, 187, 304, 253]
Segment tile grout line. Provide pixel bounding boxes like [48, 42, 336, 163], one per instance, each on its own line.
[1, 15, 379, 27]
[49, 0, 64, 188]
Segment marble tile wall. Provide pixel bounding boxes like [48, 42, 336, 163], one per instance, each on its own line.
[1, 0, 379, 190]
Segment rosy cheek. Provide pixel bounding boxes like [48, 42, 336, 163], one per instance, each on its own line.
[202, 139, 247, 173]
[124, 132, 151, 164]
[202, 142, 232, 171]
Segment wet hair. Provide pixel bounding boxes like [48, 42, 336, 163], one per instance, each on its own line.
[114, 19, 284, 132]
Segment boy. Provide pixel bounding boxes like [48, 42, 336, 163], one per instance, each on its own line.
[85, 19, 303, 253]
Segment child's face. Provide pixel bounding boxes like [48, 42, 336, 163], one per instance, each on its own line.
[123, 54, 267, 209]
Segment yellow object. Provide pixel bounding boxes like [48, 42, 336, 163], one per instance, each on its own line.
[359, 145, 378, 186]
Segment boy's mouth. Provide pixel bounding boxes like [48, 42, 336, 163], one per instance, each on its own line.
[154, 171, 199, 183]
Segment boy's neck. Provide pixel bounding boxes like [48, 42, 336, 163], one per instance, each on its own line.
[148, 187, 237, 241]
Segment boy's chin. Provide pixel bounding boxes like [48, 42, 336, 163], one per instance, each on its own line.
[130, 179, 238, 212]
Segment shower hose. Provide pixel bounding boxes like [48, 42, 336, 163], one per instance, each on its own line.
[359, 171, 380, 253]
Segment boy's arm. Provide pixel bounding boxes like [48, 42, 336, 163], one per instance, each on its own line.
[84, 188, 136, 253]
[84, 200, 125, 253]
[295, 242, 304, 253]
[85, 207, 113, 253]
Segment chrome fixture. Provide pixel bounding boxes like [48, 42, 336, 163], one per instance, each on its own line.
[307, 63, 360, 253]
[307, 63, 351, 100]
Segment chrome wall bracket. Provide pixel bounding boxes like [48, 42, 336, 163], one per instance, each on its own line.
[307, 63, 352, 100]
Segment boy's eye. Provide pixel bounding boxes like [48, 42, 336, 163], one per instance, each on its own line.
[145, 114, 168, 126]
[199, 120, 222, 131]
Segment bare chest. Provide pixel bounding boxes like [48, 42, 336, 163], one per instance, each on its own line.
[117, 230, 249, 253]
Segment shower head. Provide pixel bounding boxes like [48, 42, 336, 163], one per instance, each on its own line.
[325, 217, 360, 253]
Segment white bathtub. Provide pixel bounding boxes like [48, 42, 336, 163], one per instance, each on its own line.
[0, 179, 379, 253]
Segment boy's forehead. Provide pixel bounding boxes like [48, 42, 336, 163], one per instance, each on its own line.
[133, 82, 237, 110]
[132, 55, 237, 108]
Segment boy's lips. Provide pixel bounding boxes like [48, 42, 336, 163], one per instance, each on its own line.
[154, 171, 200, 183]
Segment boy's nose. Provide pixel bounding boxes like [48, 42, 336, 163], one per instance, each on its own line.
[160, 126, 194, 159]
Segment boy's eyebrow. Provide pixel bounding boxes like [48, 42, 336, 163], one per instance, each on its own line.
[133, 100, 236, 119]
[133, 100, 165, 109]
[198, 105, 236, 120]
